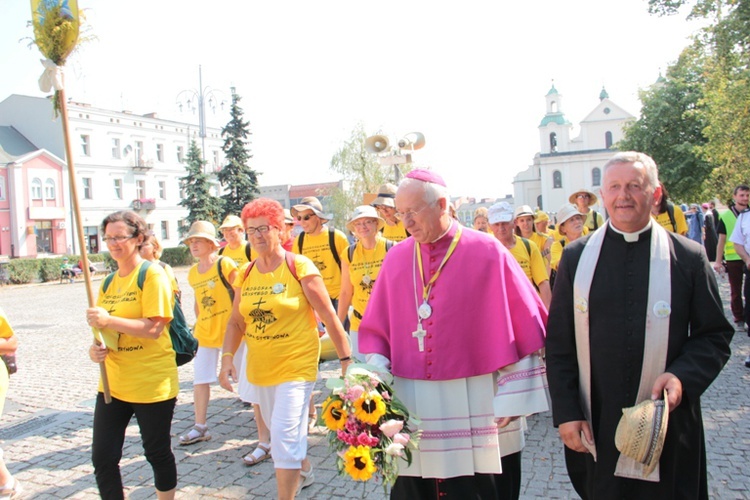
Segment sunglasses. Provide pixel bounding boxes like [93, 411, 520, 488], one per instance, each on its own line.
[297, 214, 315, 221]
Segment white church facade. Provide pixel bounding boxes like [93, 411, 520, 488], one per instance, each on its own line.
[513, 84, 634, 221]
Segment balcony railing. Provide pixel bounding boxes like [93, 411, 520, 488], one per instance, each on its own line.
[132, 199, 156, 211]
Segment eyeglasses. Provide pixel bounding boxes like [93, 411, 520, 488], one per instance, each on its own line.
[353, 219, 377, 228]
[102, 235, 135, 244]
[246, 225, 275, 236]
[297, 214, 315, 221]
[576, 194, 591, 199]
[395, 203, 433, 221]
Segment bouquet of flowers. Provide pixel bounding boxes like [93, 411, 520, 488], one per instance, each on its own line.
[321, 363, 420, 492]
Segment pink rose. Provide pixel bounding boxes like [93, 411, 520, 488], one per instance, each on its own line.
[357, 432, 379, 447]
[393, 433, 410, 446]
[346, 384, 365, 400]
[379, 419, 404, 438]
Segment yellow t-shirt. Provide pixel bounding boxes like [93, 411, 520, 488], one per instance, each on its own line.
[0, 306, 14, 410]
[188, 257, 238, 348]
[653, 205, 688, 235]
[508, 236, 549, 286]
[550, 234, 586, 271]
[160, 261, 180, 296]
[382, 220, 408, 242]
[292, 228, 348, 299]
[344, 238, 389, 331]
[528, 232, 552, 262]
[583, 210, 605, 231]
[97, 261, 177, 403]
[221, 242, 253, 267]
[234, 255, 321, 386]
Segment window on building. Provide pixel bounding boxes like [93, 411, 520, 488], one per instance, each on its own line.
[0, 176, 5, 201]
[156, 143, 164, 162]
[549, 132, 558, 153]
[176, 145, 184, 163]
[537, 195, 543, 210]
[213, 150, 220, 170]
[161, 221, 169, 240]
[35, 221, 52, 253]
[550, 101, 558, 113]
[158, 180, 166, 200]
[134, 141, 144, 164]
[81, 134, 91, 156]
[31, 178, 43, 199]
[136, 179, 146, 199]
[82, 177, 92, 199]
[44, 179, 56, 200]
[592, 167, 602, 187]
[553, 170, 562, 189]
[605, 131, 613, 149]
[111, 138, 121, 159]
[113, 178, 123, 199]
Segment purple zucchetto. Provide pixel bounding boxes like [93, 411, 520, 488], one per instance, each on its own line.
[404, 168, 447, 187]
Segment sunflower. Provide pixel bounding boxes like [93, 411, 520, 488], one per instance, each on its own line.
[354, 392, 386, 425]
[344, 445, 377, 481]
[322, 397, 347, 431]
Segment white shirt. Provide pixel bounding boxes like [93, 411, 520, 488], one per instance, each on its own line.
[729, 209, 750, 253]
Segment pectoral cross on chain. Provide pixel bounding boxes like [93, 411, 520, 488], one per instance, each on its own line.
[412, 324, 427, 352]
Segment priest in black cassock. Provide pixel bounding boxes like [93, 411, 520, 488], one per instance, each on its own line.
[546, 151, 733, 499]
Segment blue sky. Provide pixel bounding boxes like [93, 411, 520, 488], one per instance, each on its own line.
[1, 0, 703, 198]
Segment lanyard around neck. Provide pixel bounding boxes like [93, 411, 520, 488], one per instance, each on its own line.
[415, 224, 462, 301]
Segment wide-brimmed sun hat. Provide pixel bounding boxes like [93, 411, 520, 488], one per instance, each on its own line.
[346, 205, 385, 233]
[614, 390, 669, 477]
[291, 196, 331, 222]
[219, 215, 243, 230]
[557, 203, 585, 227]
[182, 221, 220, 247]
[487, 202, 514, 224]
[283, 209, 294, 225]
[514, 205, 535, 219]
[372, 184, 397, 208]
[569, 188, 598, 207]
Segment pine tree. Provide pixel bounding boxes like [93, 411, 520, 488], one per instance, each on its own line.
[218, 91, 260, 218]
[179, 140, 223, 233]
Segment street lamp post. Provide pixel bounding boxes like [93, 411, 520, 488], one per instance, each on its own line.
[175, 65, 225, 169]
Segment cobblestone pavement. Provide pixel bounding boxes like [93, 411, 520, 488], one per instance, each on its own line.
[0, 267, 747, 499]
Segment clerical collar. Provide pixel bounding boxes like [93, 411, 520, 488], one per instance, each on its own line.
[609, 220, 652, 242]
[429, 220, 454, 244]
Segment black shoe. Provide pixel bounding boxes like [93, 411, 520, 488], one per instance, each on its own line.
[745, 355, 750, 368]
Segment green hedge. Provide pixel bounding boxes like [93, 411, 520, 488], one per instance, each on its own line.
[161, 246, 195, 267]
[0, 249, 192, 285]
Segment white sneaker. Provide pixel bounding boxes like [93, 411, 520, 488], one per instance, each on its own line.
[296, 465, 314, 495]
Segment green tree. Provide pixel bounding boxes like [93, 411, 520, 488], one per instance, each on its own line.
[618, 45, 712, 201]
[328, 123, 403, 229]
[179, 140, 223, 233]
[644, 0, 750, 203]
[218, 91, 260, 218]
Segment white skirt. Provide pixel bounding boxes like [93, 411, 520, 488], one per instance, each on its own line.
[394, 373, 505, 479]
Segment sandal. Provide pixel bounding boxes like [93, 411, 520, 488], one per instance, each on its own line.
[242, 444, 271, 466]
[296, 465, 315, 495]
[0, 477, 23, 499]
[308, 406, 318, 430]
[179, 425, 211, 445]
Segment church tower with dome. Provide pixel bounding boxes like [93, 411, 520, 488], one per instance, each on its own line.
[513, 83, 634, 221]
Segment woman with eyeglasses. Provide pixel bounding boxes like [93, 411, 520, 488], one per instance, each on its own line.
[336, 205, 392, 360]
[87, 210, 178, 499]
[219, 198, 352, 499]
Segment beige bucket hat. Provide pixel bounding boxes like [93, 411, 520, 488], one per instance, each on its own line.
[372, 184, 397, 208]
[182, 221, 220, 247]
[346, 205, 385, 233]
[291, 196, 331, 222]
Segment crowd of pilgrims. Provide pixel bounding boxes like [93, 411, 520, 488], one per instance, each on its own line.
[67, 170, 736, 499]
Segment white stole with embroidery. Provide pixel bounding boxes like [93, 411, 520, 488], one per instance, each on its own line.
[572, 221, 671, 482]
